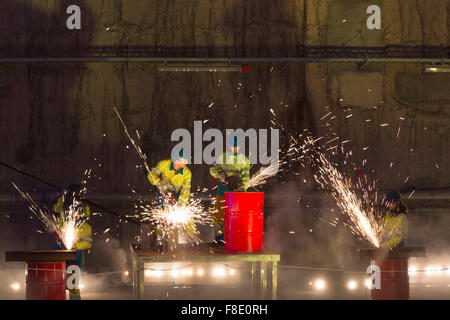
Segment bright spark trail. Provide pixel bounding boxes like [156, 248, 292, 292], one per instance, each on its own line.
[12, 182, 85, 250]
[269, 103, 383, 248]
[294, 137, 382, 247]
[248, 161, 283, 189]
[113, 106, 176, 204]
[137, 198, 213, 245]
[113, 106, 152, 174]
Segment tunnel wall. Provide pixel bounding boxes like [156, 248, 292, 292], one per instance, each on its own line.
[0, 0, 449, 193]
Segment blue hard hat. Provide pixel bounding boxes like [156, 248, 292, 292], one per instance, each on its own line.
[385, 191, 400, 203]
[227, 136, 239, 147]
[171, 148, 190, 161]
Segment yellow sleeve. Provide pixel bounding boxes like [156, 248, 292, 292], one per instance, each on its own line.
[53, 197, 64, 213]
[178, 170, 192, 205]
[76, 222, 93, 250]
[209, 154, 224, 179]
[209, 165, 220, 179]
[82, 205, 91, 217]
[240, 157, 251, 190]
[147, 161, 164, 185]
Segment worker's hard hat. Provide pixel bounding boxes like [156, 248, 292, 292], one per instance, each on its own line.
[67, 184, 81, 193]
[171, 148, 190, 163]
[227, 136, 239, 147]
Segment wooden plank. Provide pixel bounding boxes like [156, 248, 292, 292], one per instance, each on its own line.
[5, 250, 77, 262]
[358, 246, 426, 259]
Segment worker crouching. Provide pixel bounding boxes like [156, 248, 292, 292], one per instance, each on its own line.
[147, 150, 192, 206]
[147, 150, 193, 248]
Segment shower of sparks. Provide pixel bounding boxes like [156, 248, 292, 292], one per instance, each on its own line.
[137, 198, 213, 245]
[288, 136, 383, 248]
[113, 106, 151, 174]
[313, 151, 381, 247]
[248, 161, 283, 189]
[11, 182, 85, 250]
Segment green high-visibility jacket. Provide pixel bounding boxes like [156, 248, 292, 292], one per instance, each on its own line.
[382, 210, 408, 249]
[147, 159, 192, 204]
[209, 152, 250, 191]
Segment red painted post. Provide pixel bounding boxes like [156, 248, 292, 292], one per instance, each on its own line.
[371, 259, 409, 300]
[26, 262, 67, 300]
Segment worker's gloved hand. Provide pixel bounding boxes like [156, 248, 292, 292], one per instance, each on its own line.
[157, 181, 169, 194]
[217, 172, 227, 184]
[165, 192, 177, 205]
[227, 175, 240, 191]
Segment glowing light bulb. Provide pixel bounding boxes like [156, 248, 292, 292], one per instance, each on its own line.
[10, 283, 20, 291]
[197, 268, 204, 277]
[347, 280, 357, 290]
[314, 279, 326, 290]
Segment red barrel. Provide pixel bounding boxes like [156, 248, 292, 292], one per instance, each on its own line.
[26, 262, 67, 300]
[224, 192, 264, 253]
[371, 259, 409, 300]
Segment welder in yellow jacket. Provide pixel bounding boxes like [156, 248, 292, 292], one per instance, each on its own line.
[209, 136, 250, 241]
[147, 150, 192, 206]
[381, 191, 408, 249]
[53, 184, 93, 300]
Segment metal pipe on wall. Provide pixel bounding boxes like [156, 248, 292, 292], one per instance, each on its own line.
[1, 57, 450, 63]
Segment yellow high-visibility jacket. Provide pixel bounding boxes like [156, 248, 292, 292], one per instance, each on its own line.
[75, 222, 93, 251]
[382, 209, 408, 249]
[209, 152, 250, 191]
[53, 196, 93, 251]
[147, 159, 192, 204]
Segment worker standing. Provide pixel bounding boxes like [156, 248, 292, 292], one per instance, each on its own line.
[53, 184, 93, 300]
[381, 191, 408, 249]
[209, 136, 250, 241]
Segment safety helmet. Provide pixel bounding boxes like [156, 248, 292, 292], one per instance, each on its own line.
[67, 184, 81, 193]
[227, 136, 239, 147]
[171, 148, 190, 163]
[384, 191, 400, 204]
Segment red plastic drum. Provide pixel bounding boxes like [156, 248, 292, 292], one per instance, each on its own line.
[224, 192, 264, 253]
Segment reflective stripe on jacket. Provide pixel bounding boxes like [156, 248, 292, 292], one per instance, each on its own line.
[76, 222, 93, 251]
